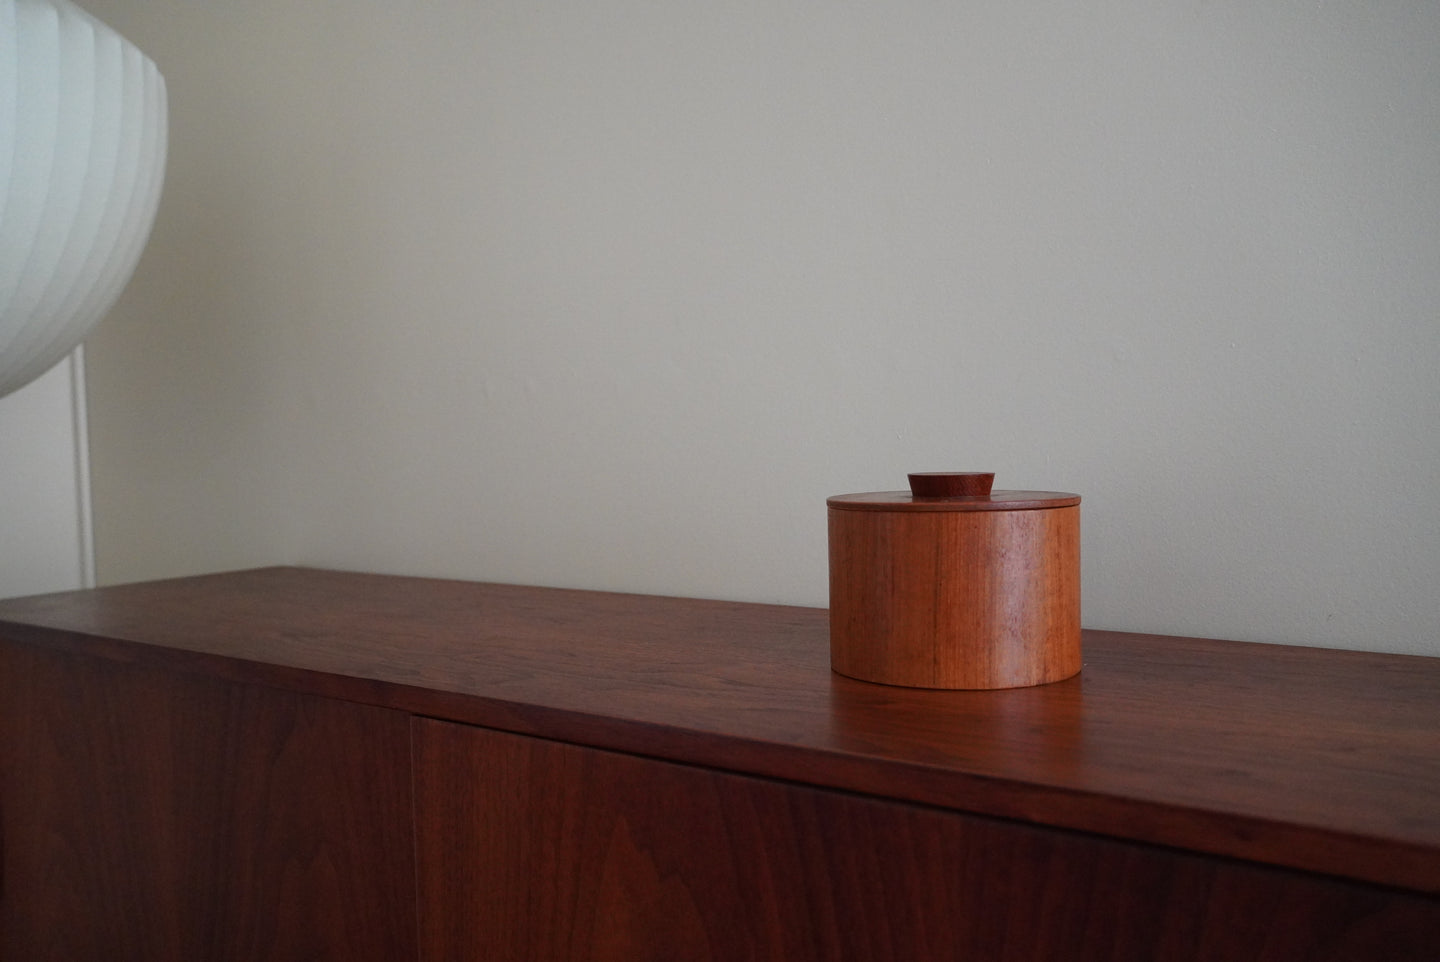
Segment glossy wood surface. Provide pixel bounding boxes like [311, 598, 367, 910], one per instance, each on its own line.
[0, 638, 417, 961]
[2, 566, 1439, 894]
[829, 503, 1081, 688]
[416, 719, 1439, 962]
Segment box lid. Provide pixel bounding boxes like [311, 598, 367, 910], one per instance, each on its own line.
[828, 472, 1080, 512]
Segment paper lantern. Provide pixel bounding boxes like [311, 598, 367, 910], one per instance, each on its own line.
[0, 0, 166, 398]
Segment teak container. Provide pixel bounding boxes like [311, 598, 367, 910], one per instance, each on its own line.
[828, 472, 1081, 689]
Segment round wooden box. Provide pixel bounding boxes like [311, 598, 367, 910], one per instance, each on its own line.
[828, 472, 1081, 689]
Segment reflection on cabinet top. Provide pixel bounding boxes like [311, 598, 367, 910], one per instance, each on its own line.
[2, 566, 1437, 894]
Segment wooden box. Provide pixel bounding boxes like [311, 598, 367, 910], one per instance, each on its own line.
[828, 472, 1081, 689]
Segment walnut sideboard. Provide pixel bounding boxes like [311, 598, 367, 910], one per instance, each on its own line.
[2, 567, 1438, 961]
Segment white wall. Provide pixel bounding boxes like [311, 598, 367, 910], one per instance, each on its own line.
[0, 352, 93, 599]
[81, 1, 1440, 655]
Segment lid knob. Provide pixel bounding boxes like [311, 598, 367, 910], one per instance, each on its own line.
[908, 472, 995, 498]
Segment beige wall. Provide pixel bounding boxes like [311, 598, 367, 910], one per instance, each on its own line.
[82, 1, 1440, 655]
[0, 353, 92, 599]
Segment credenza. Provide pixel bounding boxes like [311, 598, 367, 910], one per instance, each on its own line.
[2, 567, 1437, 960]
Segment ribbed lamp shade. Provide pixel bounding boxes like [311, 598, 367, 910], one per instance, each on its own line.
[0, 0, 166, 398]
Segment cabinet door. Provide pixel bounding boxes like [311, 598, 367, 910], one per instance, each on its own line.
[414, 718, 1440, 962]
[0, 642, 418, 961]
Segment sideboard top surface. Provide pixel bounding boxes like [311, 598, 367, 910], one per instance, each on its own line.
[2, 566, 1437, 893]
